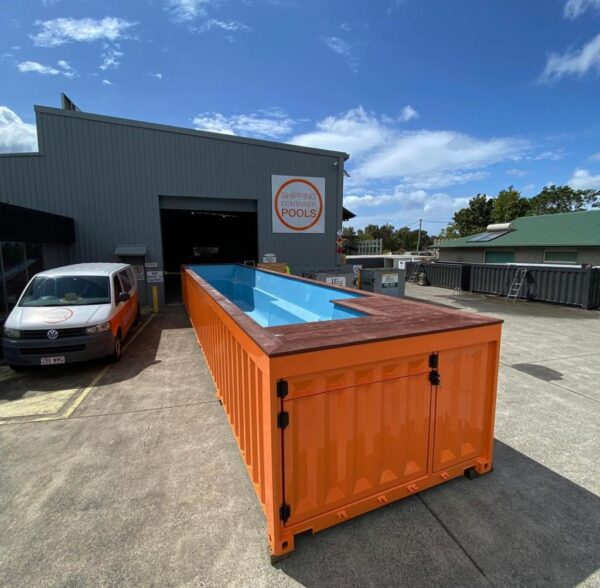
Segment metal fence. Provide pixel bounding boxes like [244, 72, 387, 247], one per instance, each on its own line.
[469, 264, 600, 309]
[405, 262, 471, 291]
[355, 239, 383, 255]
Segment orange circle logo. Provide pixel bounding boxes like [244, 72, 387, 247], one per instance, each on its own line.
[274, 178, 323, 231]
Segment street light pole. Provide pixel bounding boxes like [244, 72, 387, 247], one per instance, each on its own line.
[416, 218, 422, 253]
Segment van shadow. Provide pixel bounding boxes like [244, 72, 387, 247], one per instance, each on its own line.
[275, 441, 600, 587]
[0, 308, 189, 402]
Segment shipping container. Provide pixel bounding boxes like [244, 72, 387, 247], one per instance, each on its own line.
[182, 264, 502, 557]
[359, 268, 406, 297]
[470, 264, 600, 309]
[406, 262, 472, 291]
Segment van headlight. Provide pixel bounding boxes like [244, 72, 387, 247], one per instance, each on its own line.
[85, 322, 111, 335]
[3, 327, 20, 339]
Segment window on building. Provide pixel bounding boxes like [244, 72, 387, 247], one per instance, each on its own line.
[543, 250, 578, 264]
[485, 251, 515, 264]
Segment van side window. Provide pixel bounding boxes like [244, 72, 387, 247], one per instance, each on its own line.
[113, 275, 123, 302]
[119, 270, 132, 293]
[127, 268, 136, 288]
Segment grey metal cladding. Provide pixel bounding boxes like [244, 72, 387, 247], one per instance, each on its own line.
[0, 106, 347, 272]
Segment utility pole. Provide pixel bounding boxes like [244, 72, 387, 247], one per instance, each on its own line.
[416, 218, 422, 253]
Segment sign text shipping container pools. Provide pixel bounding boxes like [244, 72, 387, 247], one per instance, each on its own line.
[182, 264, 503, 558]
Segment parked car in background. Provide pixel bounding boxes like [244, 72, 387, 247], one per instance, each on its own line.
[1, 263, 140, 370]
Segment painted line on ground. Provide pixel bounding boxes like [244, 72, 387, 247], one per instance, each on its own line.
[0, 314, 155, 426]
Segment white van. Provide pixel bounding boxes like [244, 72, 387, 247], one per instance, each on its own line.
[2, 263, 140, 370]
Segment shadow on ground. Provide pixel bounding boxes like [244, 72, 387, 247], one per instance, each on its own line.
[0, 311, 186, 403]
[276, 441, 600, 587]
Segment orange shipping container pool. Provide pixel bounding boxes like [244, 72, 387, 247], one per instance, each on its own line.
[182, 264, 502, 557]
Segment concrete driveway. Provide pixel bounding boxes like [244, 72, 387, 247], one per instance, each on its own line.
[0, 290, 599, 587]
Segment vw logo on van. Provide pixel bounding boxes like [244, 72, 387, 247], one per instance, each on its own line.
[46, 329, 59, 340]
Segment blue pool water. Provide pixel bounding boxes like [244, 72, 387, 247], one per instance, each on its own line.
[191, 264, 365, 328]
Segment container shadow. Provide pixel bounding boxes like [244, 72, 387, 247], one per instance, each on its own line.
[275, 441, 600, 587]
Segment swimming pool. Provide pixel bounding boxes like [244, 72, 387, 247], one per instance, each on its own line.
[189, 264, 365, 327]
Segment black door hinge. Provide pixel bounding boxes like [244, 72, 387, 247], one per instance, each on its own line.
[276, 380, 288, 398]
[429, 353, 441, 386]
[277, 411, 289, 429]
[280, 502, 291, 523]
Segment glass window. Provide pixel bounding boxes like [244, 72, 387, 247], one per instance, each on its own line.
[544, 250, 578, 264]
[119, 270, 132, 293]
[485, 251, 515, 264]
[2, 242, 27, 311]
[113, 275, 123, 301]
[20, 275, 111, 307]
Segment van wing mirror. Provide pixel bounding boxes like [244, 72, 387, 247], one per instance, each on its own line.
[118, 291, 130, 302]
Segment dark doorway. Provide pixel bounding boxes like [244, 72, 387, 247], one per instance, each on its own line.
[160, 209, 258, 302]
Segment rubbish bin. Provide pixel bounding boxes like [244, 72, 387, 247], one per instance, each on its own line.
[359, 268, 406, 297]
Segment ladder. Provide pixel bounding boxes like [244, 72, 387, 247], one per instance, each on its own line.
[408, 264, 421, 283]
[506, 268, 527, 302]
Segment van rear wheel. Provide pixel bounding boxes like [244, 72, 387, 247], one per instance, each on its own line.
[109, 332, 122, 363]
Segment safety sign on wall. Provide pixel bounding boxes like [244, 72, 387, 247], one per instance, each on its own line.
[326, 276, 346, 287]
[132, 265, 145, 281]
[146, 270, 164, 283]
[272, 175, 325, 234]
[382, 273, 399, 288]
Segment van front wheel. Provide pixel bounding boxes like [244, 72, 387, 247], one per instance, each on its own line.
[109, 333, 122, 363]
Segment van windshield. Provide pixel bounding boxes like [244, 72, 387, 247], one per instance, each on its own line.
[19, 276, 111, 307]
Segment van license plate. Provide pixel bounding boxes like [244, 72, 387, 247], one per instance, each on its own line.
[41, 356, 65, 365]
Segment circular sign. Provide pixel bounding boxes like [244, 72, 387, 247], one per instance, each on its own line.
[44, 308, 74, 323]
[274, 178, 323, 232]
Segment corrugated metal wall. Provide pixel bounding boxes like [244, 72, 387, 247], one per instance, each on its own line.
[470, 264, 600, 309]
[0, 106, 346, 300]
[406, 262, 471, 291]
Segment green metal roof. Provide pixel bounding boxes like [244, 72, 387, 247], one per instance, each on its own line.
[437, 210, 600, 248]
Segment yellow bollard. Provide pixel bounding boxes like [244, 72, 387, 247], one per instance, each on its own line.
[152, 286, 159, 314]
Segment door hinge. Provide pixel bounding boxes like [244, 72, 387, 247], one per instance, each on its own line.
[277, 411, 289, 429]
[429, 353, 441, 386]
[280, 502, 291, 523]
[276, 379, 288, 398]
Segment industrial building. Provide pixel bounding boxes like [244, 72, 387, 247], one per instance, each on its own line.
[436, 210, 600, 265]
[0, 98, 350, 320]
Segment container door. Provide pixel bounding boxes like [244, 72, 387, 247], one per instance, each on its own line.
[282, 372, 431, 527]
[432, 343, 490, 472]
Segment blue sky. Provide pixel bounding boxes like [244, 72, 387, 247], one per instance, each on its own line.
[2, 0, 600, 234]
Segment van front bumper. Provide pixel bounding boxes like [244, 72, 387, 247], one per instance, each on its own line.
[1, 331, 115, 366]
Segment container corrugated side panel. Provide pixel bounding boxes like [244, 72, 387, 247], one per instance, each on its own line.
[183, 272, 268, 507]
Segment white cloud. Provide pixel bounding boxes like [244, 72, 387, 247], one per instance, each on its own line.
[323, 36, 358, 71]
[17, 59, 76, 78]
[193, 109, 297, 138]
[291, 106, 527, 186]
[589, 151, 600, 161]
[399, 105, 419, 122]
[164, 0, 210, 22]
[358, 130, 527, 179]
[344, 186, 468, 230]
[99, 47, 124, 70]
[152, 73, 163, 80]
[531, 149, 565, 161]
[291, 106, 389, 157]
[506, 168, 528, 177]
[0, 106, 38, 153]
[195, 19, 250, 32]
[31, 17, 135, 47]
[568, 168, 600, 189]
[403, 170, 489, 190]
[564, 0, 600, 18]
[102, 79, 113, 85]
[540, 33, 600, 82]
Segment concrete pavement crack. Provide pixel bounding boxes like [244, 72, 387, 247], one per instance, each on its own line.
[418, 494, 495, 587]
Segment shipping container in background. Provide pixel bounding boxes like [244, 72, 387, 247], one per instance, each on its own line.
[469, 264, 600, 309]
[182, 264, 502, 558]
[405, 261, 472, 291]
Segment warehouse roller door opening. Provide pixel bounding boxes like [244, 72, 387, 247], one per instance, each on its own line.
[160, 209, 258, 303]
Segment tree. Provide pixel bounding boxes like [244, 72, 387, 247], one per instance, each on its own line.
[342, 226, 356, 237]
[491, 186, 531, 223]
[529, 185, 600, 215]
[451, 194, 494, 237]
[361, 223, 399, 252]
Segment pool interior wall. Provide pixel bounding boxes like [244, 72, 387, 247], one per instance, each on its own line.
[190, 264, 365, 328]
